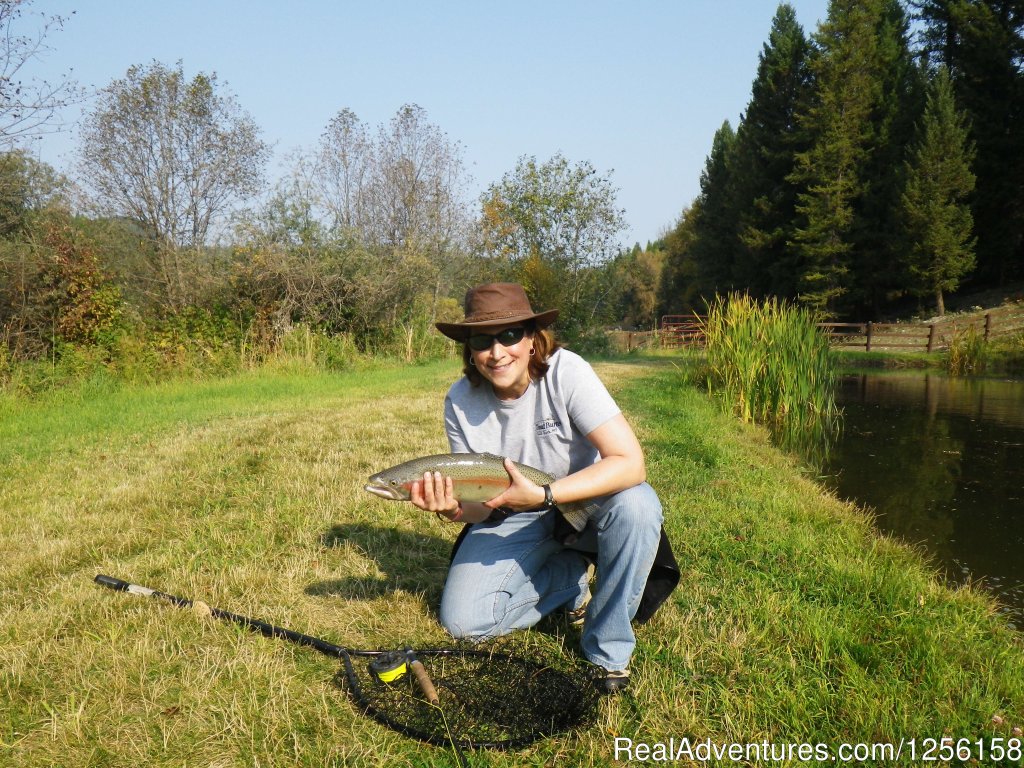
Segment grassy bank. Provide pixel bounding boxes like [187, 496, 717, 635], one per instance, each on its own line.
[2, 360, 1021, 766]
[832, 349, 941, 370]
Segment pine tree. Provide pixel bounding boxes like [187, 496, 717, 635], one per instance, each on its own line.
[788, 0, 923, 316]
[789, 0, 882, 315]
[729, 3, 812, 300]
[686, 121, 738, 299]
[850, 0, 924, 315]
[902, 66, 976, 316]
[914, 0, 1024, 285]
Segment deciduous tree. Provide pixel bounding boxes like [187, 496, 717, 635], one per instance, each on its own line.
[0, 151, 70, 357]
[77, 60, 270, 309]
[311, 104, 474, 323]
[0, 149, 67, 236]
[611, 242, 665, 329]
[479, 153, 626, 340]
[314, 108, 371, 234]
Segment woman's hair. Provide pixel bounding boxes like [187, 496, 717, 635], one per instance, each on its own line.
[462, 323, 562, 387]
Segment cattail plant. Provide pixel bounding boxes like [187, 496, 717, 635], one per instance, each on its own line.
[701, 293, 840, 462]
[945, 323, 986, 375]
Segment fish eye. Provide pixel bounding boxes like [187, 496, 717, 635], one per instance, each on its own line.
[390, 480, 397, 486]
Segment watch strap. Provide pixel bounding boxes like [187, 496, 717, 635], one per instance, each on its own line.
[542, 484, 556, 509]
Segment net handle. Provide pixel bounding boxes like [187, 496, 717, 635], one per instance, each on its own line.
[408, 654, 440, 705]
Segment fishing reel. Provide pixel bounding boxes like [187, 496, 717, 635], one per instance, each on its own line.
[368, 649, 410, 684]
[368, 647, 441, 705]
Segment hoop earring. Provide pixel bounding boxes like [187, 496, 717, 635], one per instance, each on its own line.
[529, 348, 535, 356]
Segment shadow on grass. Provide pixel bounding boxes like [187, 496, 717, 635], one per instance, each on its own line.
[307, 523, 453, 604]
[308, 522, 584, 651]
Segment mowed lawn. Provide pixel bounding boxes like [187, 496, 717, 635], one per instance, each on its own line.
[1, 358, 1022, 767]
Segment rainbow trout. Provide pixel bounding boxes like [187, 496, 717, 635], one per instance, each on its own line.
[364, 452, 591, 531]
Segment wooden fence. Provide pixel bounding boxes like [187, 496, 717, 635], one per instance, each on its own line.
[821, 304, 1024, 352]
[819, 321, 941, 352]
[607, 329, 659, 352]
[651, 304, 1024, 353]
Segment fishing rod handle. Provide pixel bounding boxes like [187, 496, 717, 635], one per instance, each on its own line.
[94, 574, 189, 607]
[409, 657, 440, 705]
[95, 574, 131, 591]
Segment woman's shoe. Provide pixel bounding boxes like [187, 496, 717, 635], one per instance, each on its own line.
[566, 601, 588, 627]
[565, 562, 595, 626]
[591, 666, 630, 694]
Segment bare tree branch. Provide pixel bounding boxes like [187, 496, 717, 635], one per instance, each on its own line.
[0, 0, 84, 148]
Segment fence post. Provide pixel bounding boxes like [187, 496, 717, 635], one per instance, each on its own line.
[984, 312, 992, 342]
[927, 324, 936, 353]
[866, 321, 873, 352]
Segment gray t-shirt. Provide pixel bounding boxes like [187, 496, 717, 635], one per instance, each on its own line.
[443, 348, 621, 479]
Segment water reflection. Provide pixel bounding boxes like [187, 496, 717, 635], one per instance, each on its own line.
[820, 372, 1024, 628]
[773, 414, 839, 473]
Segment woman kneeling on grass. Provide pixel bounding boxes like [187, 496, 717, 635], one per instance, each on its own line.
[410, 282, 677, 694]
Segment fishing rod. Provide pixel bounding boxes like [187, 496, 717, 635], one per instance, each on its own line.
[94, 574, 439, 701]
[93, 574, 598, 758]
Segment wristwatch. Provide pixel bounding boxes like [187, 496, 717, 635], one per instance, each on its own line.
[541, 484, 557, 509]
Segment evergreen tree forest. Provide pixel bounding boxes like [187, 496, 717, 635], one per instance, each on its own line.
[661, 0, 1023, 320]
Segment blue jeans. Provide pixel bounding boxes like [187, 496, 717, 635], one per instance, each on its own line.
[438, 482, 663, 671]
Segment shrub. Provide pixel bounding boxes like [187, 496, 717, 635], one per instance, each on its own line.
[267, 324, 362, 372]
[39, 223, 123, 346]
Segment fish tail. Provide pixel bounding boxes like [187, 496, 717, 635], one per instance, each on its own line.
[559, 504, 591, 532]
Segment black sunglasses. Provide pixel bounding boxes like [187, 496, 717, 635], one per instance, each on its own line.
[467, 326, 528, 352]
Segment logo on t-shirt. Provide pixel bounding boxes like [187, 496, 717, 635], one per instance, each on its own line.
[535, 417, 562, 436]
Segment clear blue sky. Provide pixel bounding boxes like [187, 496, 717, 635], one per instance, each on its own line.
[28, 0, 831, 246]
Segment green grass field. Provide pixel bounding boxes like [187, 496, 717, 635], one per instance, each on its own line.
[2, 358, 1022, 767]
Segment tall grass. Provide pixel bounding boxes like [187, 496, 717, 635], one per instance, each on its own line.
[701, 293, 840, 461]
[0, 322, 457, 398]
[946, 323, 987, 375]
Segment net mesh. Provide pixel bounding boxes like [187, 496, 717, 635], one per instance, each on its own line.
[338, 647, 601, 750]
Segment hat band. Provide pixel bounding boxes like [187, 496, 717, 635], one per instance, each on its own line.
[463, 309, 534, 323]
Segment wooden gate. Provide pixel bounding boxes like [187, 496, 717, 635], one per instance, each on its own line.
[660, 314, 705, 348]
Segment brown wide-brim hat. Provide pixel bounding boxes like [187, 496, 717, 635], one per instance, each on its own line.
[435, 282, 559, 342]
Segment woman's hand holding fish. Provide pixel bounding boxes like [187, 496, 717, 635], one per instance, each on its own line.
[410, 471, 462, 520]
[483, 457, 547, 512]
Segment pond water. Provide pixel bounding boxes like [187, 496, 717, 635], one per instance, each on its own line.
[820, 371, 1024, 628]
